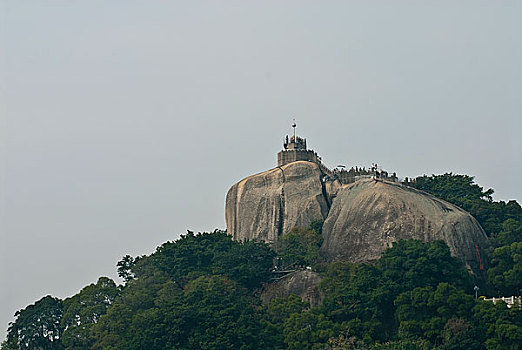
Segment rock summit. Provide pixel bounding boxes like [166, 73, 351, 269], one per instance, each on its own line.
[225, 128, 488, 273]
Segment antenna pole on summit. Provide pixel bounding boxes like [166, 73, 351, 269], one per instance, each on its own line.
[292, 119, 297, 140]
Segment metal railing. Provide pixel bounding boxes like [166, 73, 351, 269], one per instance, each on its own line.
[483, 296, 521, 309]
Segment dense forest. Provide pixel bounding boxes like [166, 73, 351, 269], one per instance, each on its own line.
[2, 174, 521, 349]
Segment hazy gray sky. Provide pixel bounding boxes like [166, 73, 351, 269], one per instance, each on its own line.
[1, 0, 521, 340]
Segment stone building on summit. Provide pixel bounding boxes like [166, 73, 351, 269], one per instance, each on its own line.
[276, 123, 396, 185]
[277, 132, 321, 167]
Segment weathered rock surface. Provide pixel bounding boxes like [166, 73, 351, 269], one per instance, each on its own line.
[225, 161, 329, 242]
[321, 179, 489, 272]
[261, 270, 323, 307]
[225, 162, 489, 274]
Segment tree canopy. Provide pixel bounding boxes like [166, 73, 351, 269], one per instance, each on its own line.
[3, 174, 521, 350]
[4, 296, 64, 350]
[275, 226, 323, 268]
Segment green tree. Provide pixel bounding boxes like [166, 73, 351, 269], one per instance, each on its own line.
[487, 242, 522, 296]
[412, 173, 522, 299]
[438, 318, 485, 350]
[377, 240, 471, 293]
[472, 299, 522, 350]
[149, 230, 274, 289]
[91, 271, 177, 350]
[94, 273, 271, 349]
[493, 219, 522, 247]
[370, 339, 431, 350]
[283, 311, 340, 350]
[117, 255, 136, 283]
[260, 295, 309, 349]
[61, 277, 120, 350]
[151, 230, 234, 284]
[4, 296, 64, 350]
[91, 230, 276, 349]
[211, 239, 275, 289]
[318, 240, 474, 344]
[266, 295, 308, 323]
[276, 227, 323, 267]
[182, 275, 268, 349]
[319, 262, 395, 342]
[413, 173, 493, 204]
[394, 283, 475, 344]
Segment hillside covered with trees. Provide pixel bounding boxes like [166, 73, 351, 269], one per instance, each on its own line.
[2, 174, 521, 350]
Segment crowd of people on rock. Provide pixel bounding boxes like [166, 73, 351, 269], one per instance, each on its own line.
[331, 163, 398, 184]
[402, 177, 417, 186]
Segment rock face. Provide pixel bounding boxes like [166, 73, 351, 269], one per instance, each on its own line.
[321, 179, 488, 272]
[225, 161, 329, 243]
[225, 161, 489, 273]
[261, 270, 323, 307]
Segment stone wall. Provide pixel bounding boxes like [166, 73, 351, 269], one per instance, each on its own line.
[277, 149, 320, 167]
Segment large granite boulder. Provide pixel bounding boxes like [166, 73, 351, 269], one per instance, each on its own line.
[225, 161, 329, 242]
[225, 163, 489, 274]
[261, 270, 322, 307]
[321, 179, 488, 272]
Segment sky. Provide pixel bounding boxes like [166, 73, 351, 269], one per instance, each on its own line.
[1, 0, 521, 341]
